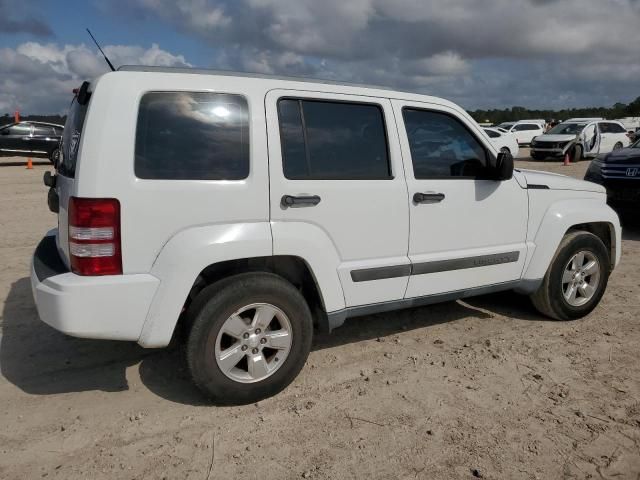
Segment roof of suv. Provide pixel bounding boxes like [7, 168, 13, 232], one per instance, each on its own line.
[115, 65, 459, 109]
[118, 65, 398, 92]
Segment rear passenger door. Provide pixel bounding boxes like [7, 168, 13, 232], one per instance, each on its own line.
[266, 90, 410, 309]
[31, 124, 57, 153]
[598, 122, 627, 152]
[392, 100, 528, 299]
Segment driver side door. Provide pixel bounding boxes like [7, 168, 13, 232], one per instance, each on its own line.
[392, 100, 529, 299]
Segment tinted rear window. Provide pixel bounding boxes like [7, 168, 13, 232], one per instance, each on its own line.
[59, 98, 87, 178]
[278, 99, 391, 180]
[135, 92, 249, 180]
[599, 122, 626, 134]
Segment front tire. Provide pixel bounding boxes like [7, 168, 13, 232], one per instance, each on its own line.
[186, 273, 313, 404]
[613, 142, 623, 151]
[49, 148, 60, 165]
[531, 152, 545, 161]
[571, 145, 583, 163]
[530, 231, 609, 320]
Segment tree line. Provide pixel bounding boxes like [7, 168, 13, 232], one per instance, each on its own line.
[1, 113, 66, 127]
[468, 96, 640, 124]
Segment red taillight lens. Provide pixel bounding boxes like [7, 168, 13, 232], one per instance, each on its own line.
[68, 197, 122, 276]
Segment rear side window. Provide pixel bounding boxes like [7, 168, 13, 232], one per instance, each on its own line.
[59, 98, 87, 178]
[33, 125, 55, 135]
[135, 92, 249, 180]
[403, 109, 488, 179]
[599, 122, 626, 134]
[277, 99, 391, 180]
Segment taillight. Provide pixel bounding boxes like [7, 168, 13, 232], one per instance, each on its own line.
[68, 197, 122, 276]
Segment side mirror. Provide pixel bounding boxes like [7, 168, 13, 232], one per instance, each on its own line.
[493, 151, 514, 180]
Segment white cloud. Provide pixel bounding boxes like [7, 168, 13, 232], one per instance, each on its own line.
[110, 0, 640, 108]
[0, 42, 191, 114]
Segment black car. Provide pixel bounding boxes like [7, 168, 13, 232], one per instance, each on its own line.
[585, 137, 640, 213]
[0, 121, 63, 163]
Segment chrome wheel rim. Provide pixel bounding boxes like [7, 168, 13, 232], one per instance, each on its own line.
[215, 303, 292, 383]
[562, 251, 600, 307]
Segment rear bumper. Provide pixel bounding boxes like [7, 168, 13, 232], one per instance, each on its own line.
[31, 233, 160, 343]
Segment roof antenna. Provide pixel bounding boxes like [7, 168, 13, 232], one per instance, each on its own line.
[86, 28, 116, 71]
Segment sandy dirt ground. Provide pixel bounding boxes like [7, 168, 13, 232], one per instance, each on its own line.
[0, 153, 639, 480]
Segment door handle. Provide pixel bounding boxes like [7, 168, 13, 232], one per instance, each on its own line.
[413, 192, 445, 204]
[281, 194, 321, 208]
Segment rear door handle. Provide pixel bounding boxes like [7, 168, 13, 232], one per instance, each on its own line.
[413, 192, 445, 204]
[281, 194, 321, 208]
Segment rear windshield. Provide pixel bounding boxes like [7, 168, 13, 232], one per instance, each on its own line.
[59, 97, 87, 178]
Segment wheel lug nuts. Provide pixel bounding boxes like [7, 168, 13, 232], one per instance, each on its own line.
[260, 338, 267, 344]
[255, 328, 261, 334]
[241, 345, 248, 351]
[252, 348, 259, 354]
[243, 333, 249, 339]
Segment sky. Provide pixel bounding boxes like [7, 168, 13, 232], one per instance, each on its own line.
[1, 0, 639, 114]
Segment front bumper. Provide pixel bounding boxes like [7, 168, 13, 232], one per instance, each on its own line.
[31, 233, 160, 342]
[530, 147, 568, 157]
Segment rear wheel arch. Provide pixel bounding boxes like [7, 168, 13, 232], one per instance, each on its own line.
[175, 256, 328, 341]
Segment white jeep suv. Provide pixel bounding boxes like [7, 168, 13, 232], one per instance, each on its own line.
[31, 67, 621, 404]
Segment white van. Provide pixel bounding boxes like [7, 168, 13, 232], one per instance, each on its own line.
[31, 66, 621, 403]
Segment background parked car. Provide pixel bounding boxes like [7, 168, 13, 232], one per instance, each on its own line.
[585, 136, 640, 216]
[530, 119, 629, 161]
[483, 127, 520, 157]
[0, 121, 63, 163]
[495, 121, 545, 146]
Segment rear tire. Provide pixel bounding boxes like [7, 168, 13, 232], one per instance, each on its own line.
[530, 231, 609, 320]
[613, 142, 623, 151]
[186, 272, 313, 404]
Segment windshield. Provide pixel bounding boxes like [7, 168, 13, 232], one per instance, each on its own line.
[633, 138, 640, 148]
[546, 123, 586, 135]
[58, 96, 88, 178]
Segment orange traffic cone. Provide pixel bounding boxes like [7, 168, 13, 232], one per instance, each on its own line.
[26, 158, 33, 170]
[563, 152, 570, 166]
